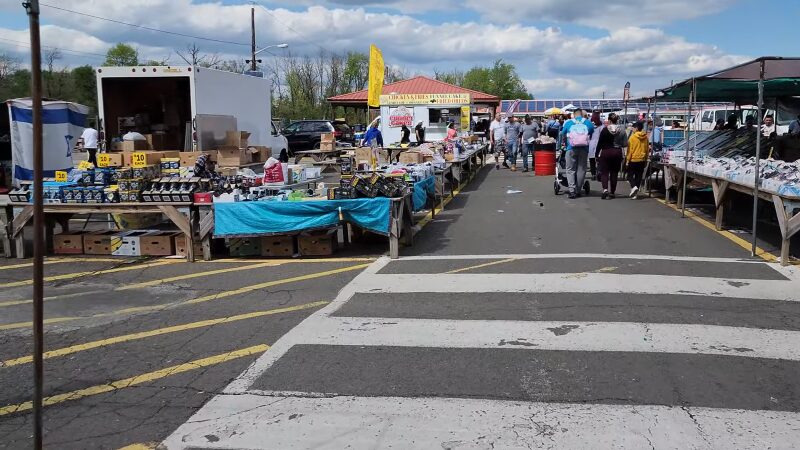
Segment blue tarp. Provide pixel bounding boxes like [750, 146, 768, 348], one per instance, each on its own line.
[412, 176, 436, 212]
[214, 198, 392, 237]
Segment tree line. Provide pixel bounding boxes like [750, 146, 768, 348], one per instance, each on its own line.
[0, 42, 532, 125]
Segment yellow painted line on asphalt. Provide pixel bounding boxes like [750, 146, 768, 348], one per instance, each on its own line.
[118, 443, 157, 450]
[445, 258, 518, 274]
[0, 260, 180, 288]
[0, 344, 269, 417]
[656, 198, 778, 263]
[209, 257, 376, 264]
[1, 301, 327, 367]
[0, 257, 132, 271]
[116, 261, 281, 290]
[0, 263, 369, 331]
[185, 263, 371, 305]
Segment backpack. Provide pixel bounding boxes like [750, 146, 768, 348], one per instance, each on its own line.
[567, 119, 590, 147]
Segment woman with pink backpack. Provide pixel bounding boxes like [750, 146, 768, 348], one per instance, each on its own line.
[559, 108, 595, 199]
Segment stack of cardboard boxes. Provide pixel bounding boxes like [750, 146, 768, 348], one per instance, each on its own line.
[54, 230, 183, 256]
[216, 130, 271, 169]
[320, 132, 335, 151]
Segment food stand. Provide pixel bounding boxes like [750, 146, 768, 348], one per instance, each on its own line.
[379, 93, 472, 143]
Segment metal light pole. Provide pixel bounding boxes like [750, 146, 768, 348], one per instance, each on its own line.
[752, 60, 765, 256]
[22, 1, 44, 448]
[250, 5, 256, 72]
[623, 81, 631, 124]
[681, 78, 696, 218]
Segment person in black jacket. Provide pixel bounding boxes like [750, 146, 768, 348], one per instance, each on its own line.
[596, 113, 627, 199]
[400, 124, 411, 144]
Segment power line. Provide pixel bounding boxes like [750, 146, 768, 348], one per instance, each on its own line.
[40, 3, 250, 47]
[0, 36, 107, 59]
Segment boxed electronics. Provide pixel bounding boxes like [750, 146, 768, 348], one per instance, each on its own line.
[112, 230, 151, 256]
[298, 228, 337, 256]
[53, 232, 85, 254]
[261, 235, 295, 257]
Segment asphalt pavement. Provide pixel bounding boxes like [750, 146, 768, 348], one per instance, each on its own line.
[2, 163, 799, 449]
[163, 165, 800, 449]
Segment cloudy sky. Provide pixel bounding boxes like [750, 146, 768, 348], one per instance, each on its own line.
[0, 0, 796, 98]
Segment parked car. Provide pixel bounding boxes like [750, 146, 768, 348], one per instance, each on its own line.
[282, 120, 354, 153]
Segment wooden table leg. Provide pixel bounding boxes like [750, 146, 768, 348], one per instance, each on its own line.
[773, 195, 800, 266]
[11, 206, 34, 259]
[159, 206, 193, 262]
[712, 180, 729, 231]
[1, 205, 12, 258]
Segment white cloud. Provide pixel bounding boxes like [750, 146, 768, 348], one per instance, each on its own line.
[463, 0, 729, 29]
[0, 1, 750, 98]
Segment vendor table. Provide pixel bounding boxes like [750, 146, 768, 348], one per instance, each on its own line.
[3, 202, 203, 262]
[664, 164, 800, 265]
[293, 149, 345, 164]
[211, 194, 414, 259]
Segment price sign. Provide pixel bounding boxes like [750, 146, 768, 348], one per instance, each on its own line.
[97, 154, 110, 167]
[131, 152, 148, 168]
[55, 171, 68, 182]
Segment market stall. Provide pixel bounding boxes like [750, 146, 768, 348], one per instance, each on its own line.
[655, 57, 800, 264]
[379, 93, 473, 143]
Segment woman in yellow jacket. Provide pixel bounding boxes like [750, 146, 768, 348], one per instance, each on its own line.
[625, 121, 649, 199]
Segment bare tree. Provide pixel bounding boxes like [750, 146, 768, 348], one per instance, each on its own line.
[0, 53, 20, 81]
[176, 43, 221, 67]
[44, 48, 68, 98]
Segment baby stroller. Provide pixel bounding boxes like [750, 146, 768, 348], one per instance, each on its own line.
[553, 149, 590, 196]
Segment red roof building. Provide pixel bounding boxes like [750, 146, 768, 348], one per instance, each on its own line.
[327, 76, 500, 107]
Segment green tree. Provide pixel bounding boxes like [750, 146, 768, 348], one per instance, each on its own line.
[71, 65, 97, 112]
[104, 43, 139, 66]
[462, 60, 532, 100]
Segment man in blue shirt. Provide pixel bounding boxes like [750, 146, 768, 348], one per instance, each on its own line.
[559, 108, 595, 199]
[362, 123, 383, 148]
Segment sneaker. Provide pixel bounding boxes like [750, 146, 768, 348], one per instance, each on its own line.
[609, 193, 616, 199]
[511, 166, 517, 172]
[568, 192, 576, 199]
[496, 164, 500, 170]
[601, 190, 608, 200]
[522, 168, 529, 173]
[502, 162, 510, 169]
[629, 186, 639, 198]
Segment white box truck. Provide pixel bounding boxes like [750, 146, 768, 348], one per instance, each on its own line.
[95, 65, 288, 154]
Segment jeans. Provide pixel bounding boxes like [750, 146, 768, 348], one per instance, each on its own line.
[567, 146, 589, 194]
[598, 148, 623, 193]
[522, 143, 533, 170]
[628, 161, 646, 189]
[506, 140, 519, 167]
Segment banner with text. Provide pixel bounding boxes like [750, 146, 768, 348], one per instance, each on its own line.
[388, 106, 414, 127]
[380, 93, 471, 106]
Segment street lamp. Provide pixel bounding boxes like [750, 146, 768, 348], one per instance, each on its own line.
[254, 43, 288, 56]
[246, 43, 288, 70]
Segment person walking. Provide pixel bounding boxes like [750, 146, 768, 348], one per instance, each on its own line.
[520, 115, 539, 173]
[559, 108, 594, 199]
[489, 113, 508, 170]
[588, 110, 603, 180]
[505, 116, 523, 171]
[596, 113, 627, 199]
[80, 125, 99, 167]
[625, 121, 649, 199]
[545, 114, 561, 139]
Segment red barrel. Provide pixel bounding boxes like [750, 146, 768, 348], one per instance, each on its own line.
[535, 150, 556, 176]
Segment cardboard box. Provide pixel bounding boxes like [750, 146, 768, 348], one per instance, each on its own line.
[144, 133, 166, 150]
[140, 231, 178, 256]
[113, 230, 152, 256]
[320, 142, 335, 152]
[248, 146, 271, 163]
[111, 140, 148, 152]
[261, 236, 295, 257]
[227, 237, 261, 257]
[225, 130, 251, 149]
[399, 150, 423, 164]
[53, 232, 84, 254]
[83, 231, 123, 255]
[175, 235, 203, 258]
[298, 229, 337, 256]
[180, 152, 207, 167]
[98, 152, 124, 168]
[216, 146, 250, 167]
[321, 132, 335, 143]
[355, 147, 387, 165]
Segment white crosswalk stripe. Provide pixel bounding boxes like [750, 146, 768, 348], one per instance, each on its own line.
[163, 254, 800, 449]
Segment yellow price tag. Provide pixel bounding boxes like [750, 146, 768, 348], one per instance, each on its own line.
[131, 152, 148, 168]
[55, 171, 68, 182]
[78, 160, 94, 170]
[97, 154, 110, 167]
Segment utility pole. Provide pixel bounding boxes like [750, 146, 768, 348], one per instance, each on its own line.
[250, 5, 257, 72]
[22, 1, 44, 448]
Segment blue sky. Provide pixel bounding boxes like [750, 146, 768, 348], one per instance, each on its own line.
[0, 0, 795, 98]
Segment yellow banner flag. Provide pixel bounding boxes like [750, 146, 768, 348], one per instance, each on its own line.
[368, 44, 384, 108]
